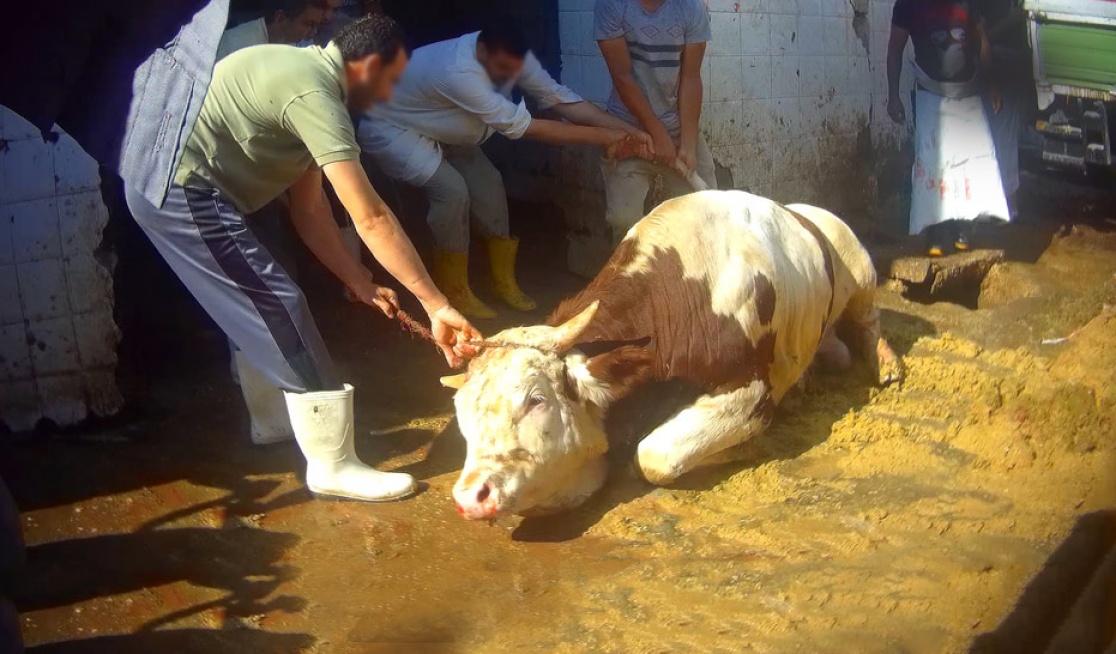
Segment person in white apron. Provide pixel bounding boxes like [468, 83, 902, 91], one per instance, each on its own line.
[887, 0, 1011, 256]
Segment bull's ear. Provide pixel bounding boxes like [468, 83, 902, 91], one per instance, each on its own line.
[440, 374, 468, 390]
[552, 301, 600, 353]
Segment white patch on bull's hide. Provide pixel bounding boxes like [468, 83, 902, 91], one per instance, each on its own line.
[622, 190, 848, 398]
[636, 379, 770, 485]
[563, 352, 612, 407]
[785, 203, 877, 293]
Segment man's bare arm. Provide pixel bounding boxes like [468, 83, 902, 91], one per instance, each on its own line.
[886, 26, 910, 123]
[322, 159, 481, 365]
[978, 24, 1001, 113]
[523, 117, 627, 147]
[320, 160, 445, 311]
[549, 100, 642, 135]
[677, 42, 706, 173]
[288, 167, 369, 293]
[598, 36, 675, 166]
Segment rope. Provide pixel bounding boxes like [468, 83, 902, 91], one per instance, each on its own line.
[393, 309, 558, 355]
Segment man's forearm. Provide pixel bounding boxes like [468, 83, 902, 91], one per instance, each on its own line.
[288, 192, 367, 287]
[524, 118, 621, 147]
[887, 49, 902, 97]
[322, 160, 448, 312]
[886, 28, 908, 97]
[351, 201, 446, 311]
[613, 74, 669, 136]
[677, 75, 702, 149]
[550, 101, 642, 135]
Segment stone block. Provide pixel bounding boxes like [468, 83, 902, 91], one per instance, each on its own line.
[0, 323, 32, 381]
[38, 373, 86, 426]
[0, 267, 20, 326]
[9, 197, 61, 262]
[2, 139, 55, 204]
[16, 259, 69, 321]
[889, 249, 1005, 296]
[26, 317, 79, 376]
[0, 381, 39, 432]
[53, 133, 101, 195]
[58, 190, 109, 259]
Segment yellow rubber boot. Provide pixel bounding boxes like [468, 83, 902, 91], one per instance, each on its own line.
[487, 236, 537, 312]
[432, 251, 496, 320]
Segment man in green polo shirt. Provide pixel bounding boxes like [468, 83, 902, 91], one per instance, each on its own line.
[125, 15, 480, 503]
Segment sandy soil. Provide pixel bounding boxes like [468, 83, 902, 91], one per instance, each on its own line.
[2, 177, 1115, 653]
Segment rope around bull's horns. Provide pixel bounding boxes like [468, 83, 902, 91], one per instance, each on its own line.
[394, 309, 557, 355]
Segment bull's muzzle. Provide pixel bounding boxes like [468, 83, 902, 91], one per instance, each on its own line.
[453, 477, 500, 520]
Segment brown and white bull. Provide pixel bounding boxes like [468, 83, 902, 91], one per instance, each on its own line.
[441, 190, 903, 520]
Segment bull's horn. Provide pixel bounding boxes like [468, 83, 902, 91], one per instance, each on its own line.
[553, 301, 600, 353]
[440, 374, 468, 390]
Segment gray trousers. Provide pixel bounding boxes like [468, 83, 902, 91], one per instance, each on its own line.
[126, 184, 339, 393]
[422, 145, 510, 253]
[600, 135, 716, 242]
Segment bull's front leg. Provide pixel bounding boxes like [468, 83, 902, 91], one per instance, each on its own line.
[635, 380, 774, 485]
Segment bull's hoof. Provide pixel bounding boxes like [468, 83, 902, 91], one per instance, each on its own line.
[878, 356, 905, 387]
[876, 338, 905, 387]
[635, 450, 680, 486]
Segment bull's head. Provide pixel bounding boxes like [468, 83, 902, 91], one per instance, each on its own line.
[441, 301, 629, 520]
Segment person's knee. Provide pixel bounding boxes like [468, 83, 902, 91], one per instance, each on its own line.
[427, 176, 469, 226]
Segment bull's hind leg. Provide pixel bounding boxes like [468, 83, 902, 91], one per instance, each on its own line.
[636, 380, 774, 485]
[841, 290, 904, 386]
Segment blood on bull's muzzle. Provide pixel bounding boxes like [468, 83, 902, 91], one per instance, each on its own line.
[453, 472, 500, 520]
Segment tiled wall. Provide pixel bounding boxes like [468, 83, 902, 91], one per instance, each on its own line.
[529, 0, 913, 272]
[0, 105, 122, 432]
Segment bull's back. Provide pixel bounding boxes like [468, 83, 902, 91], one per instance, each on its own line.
[627, 191, 842, 397]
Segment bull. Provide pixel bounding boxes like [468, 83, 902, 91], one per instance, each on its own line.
[440, 190, 904, 520]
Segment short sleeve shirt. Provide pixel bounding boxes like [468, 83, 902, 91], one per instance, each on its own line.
[594, 0, 711, 136]
[173, 43, 360, 213]
[892, 0, 984, 82]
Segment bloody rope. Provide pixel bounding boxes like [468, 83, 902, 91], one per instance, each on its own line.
[393, 310, 558, 354]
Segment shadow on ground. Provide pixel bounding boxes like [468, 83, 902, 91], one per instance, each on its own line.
[971, 510, 1116, 654]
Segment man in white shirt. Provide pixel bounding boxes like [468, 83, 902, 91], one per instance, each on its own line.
[216, 0, 328, 60]
[359, 22, 650, 319]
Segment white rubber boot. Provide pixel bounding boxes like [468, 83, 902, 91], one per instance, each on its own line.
[340, 225, 363, 303]
[284, 384, 416, 502]
[235, 351, 294, 445]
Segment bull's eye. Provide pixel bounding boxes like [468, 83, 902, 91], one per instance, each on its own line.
[526, 394, 546, 410]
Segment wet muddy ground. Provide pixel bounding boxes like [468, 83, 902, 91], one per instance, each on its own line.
[3, 175, 1116, 653]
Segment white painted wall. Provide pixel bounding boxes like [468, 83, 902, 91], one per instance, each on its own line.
[0, 105, 122, 432]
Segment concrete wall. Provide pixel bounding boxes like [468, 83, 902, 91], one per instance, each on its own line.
[493, 0, 914, 275]
[0, 106, 122, 432]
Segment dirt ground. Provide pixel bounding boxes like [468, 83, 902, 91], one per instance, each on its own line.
[3, 174, 1116, 654]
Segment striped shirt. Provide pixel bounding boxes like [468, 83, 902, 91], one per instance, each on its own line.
[594, 0, 711, 136]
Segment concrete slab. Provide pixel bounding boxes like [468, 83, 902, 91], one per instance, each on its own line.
[889, 249, 1005, 295]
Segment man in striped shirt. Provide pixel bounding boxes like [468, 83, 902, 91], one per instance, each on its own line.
[595, 0, 715, 242]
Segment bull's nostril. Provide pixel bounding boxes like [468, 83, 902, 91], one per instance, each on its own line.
[475, 483, 491, 504]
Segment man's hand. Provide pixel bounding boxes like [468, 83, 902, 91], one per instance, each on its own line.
[651, 125, 677, 167]
[606, 131, 655, 162]
[347, 273, 401, 318]
[677, 140, 698, 177]
[887, 94, 906, 124]
[427, 305, 483, 368]
[988, 86, 1003, 115]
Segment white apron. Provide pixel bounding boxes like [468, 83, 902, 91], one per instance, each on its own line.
[909, 66, 1011, 236]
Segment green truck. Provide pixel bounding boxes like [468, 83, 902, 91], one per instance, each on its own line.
[1026, 0, 1116, 172]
